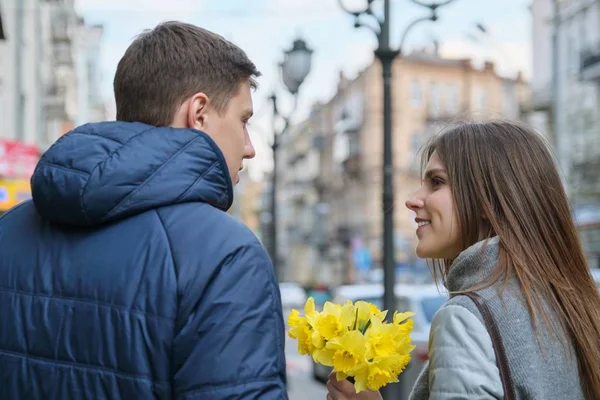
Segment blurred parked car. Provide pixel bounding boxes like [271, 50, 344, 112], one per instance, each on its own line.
[279, 282, 307, 312]
[312, 283, 448, 399]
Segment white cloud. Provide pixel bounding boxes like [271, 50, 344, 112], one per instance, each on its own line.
[440, 38, 531, 80]
[437, 12, 533, 80]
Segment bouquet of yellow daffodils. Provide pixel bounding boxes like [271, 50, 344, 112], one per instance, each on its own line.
[287, 297, 415, 393]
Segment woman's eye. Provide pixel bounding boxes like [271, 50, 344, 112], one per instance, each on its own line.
[431, 177, 444, 187]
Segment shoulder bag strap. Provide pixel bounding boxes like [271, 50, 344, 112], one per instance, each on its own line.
[460, 292, 517, 400]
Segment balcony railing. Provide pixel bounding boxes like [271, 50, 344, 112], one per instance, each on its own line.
[51, 23, 71, 43]
[51, 7, 73, 43]
[580, 42, 600, 81]
[53, 43, 73, 66]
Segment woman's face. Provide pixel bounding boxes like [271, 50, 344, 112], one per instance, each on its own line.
[405, 152, 463, 260]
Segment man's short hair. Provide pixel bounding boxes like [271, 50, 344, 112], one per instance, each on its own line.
[114, 21, 261, 126]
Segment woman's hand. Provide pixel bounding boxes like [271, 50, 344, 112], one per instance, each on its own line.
[325, 372, 383, 400]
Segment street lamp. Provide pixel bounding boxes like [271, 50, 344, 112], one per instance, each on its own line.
[337, 0, 457, 397]
[268, 37, 313, 280]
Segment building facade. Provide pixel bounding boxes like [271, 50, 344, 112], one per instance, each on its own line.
[277, 103, 334, 284]
[531, 0, 600, 267]
[0, 0, 106, 150]
[0, 0, 48, 146]
[0, 0, 106, 213]
[553, 0, 600, 203]
[280, 51, 530, 285]
[530, 0, 555, 139]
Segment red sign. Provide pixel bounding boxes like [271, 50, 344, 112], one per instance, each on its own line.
[0, 138, 40, 179]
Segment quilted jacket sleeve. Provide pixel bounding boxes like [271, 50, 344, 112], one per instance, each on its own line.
[428, 305, 504, 400]
[170, 236, 287, 400]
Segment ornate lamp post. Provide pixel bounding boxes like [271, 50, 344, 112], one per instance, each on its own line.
[268, 38, 313, 279]
[337, 0, 458, 397]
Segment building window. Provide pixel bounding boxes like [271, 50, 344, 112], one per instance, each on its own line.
[473, 86, 487, 110]
[429, 82, 439, 117]
[409, 132, 423, 172]
[569, 19, 579, 74]
[348, 130, 360, 157]
[569, 36, 577, 74]
[333, 130, 350, 164]
[411, 132, 421, 156]
[447, 84, 459, 114]
[411, 79, 421, 107]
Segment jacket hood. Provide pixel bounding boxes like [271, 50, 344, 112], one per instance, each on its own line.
[31, 121, 233, 227]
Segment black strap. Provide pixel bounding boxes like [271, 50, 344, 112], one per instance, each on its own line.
[460, 292, 516, 400]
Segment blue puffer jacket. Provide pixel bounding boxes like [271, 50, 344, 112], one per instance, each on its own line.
[0, 121, 287, 399]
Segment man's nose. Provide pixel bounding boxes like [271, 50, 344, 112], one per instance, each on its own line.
[244, 139, 256, 159]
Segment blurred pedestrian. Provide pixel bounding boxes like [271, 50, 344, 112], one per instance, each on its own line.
[326, 120, 600, 400]
[0, 21, 286, 399]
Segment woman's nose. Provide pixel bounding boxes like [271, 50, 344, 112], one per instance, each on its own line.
[405, 191, 424, 212]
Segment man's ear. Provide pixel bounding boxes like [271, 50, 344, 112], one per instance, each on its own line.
[187, 92, 210, 130]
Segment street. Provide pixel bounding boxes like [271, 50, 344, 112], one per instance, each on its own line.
[285, 323, 328, 399]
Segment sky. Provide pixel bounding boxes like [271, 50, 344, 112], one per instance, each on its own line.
[76, 0, 532, 181]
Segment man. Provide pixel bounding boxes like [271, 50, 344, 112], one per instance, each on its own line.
[0, 22, 287, 399]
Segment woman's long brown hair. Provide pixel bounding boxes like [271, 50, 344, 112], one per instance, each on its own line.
[423, 120, 600, 399]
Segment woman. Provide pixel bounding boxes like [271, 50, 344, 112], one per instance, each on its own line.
[326, 120, 600, 400]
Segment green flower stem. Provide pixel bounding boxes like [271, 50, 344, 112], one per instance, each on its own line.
[361, 319, 372, 334]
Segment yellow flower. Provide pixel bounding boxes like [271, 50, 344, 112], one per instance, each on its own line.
[365, 316, 398, 358]
[393, 335, 415, 367]
[388, 353, 412, 377]
[369, 303, 381, 315]
[312, 330, 326, 350]
[304, 297, 320, 326]
[288, 299, 322, 355]
[352, 356, 402, 392]
[288, 317, 315, 355]
[354, 301, 386, 330]
[354, 301, 371, 325]
[316, 302, 344, 340]
[322, 330, 367, 374]
[287, 298, 417, 394]
[315, 301, 357, 340]
[287, 309, 302, 330]
[393, 311, 415, 325]
[294, 297, 326, 350]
